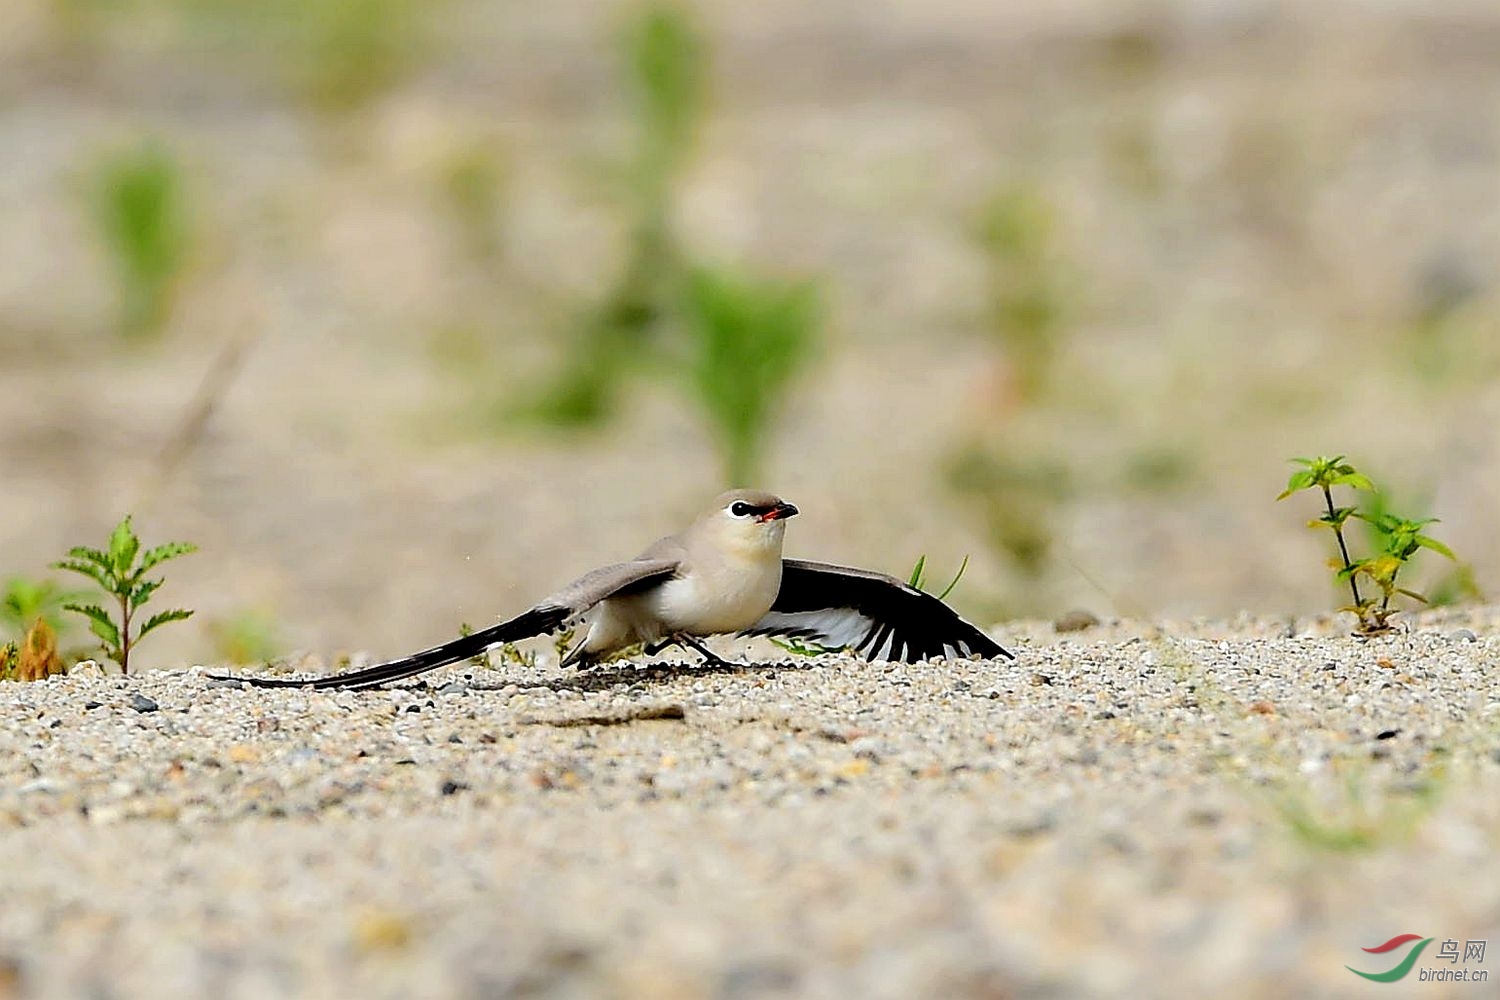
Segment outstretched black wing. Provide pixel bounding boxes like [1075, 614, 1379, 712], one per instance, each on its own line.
[217, 558, 680, 691]
[742, 559, 1011, 663]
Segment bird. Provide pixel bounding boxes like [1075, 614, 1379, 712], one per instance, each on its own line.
[222, 489, 1011, 690]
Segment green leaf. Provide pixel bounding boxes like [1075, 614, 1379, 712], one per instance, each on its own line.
[53, 560, 112, 590]
[1415, 535, 1456, 560]
[1277, 469, 1316, 499]
[130, 578, 163, 606]
[108, 515, 140, 576]
[139, 541, 197, 574]
[936, 555, 970, 601]
[907, 555, 926, 589]
[1397, 588, 1429, 604]
[1309, 506, 1357, 530]
[65, 545, 112, 568]
[769, 636, 845, 657]
[1329, 471, 1374, 491]
[64, 603, 120, 649]
[1284, 455, 1373, 494]
[137, 608, 193, 639]
[1359, 555, 1401, 586]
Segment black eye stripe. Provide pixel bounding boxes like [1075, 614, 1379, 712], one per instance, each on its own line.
[729, 501, 766, 516]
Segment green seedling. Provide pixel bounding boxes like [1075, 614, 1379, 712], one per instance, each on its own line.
[457, 622, 487, 669]
[907, 554, 970, 601]
[1279, 456, 1456, 634]
[768, 636, 844, 657]
[1279, 456, 1372, 607]
[500, 642, 537, 670]
[87, 140, 189, 339]
[460, 623, 544, 671]
[551, 626, 577, 666]
[55, 515, 197, 674]
[1345, 512, 1456, 629]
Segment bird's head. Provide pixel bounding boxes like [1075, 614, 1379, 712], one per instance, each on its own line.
[704, 488, 798, 558]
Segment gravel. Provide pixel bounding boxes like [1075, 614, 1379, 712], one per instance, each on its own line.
[3, 610, 1499, 998]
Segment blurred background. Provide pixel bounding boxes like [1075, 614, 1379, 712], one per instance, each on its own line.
[2, 0, 1498, 667]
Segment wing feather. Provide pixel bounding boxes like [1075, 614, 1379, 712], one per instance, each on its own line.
[744, 559, 1011, 663]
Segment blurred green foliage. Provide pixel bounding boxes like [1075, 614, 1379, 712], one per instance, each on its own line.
[291, 0, 428, 114]
[974, 183, 1071, 402]
[87, 140, 190, 339]
[1271, 761, 1444, 854]
[630, 2, 705, 189]
[208, 610, 284, 664]
[946, 447, 1069, 583]
[516, 3, 821, 485]
[1, 577, 80, 643]
[683, 267, 820, 485]
[171, 0, 435, 116]
[945, 182, 1084, 595]
[437, 140, 511, 262]
[1404, 255, 1499, 386]
[525, 2, 705, 428]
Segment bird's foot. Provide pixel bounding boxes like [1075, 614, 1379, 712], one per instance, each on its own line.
[672, 633, 737, 670]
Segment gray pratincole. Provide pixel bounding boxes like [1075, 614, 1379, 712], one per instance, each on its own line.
[226, 489, 1012, 690]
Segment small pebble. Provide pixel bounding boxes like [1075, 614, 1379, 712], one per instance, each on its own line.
[129, 694, 159, 713]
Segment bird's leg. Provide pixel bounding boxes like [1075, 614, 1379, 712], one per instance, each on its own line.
[672, 633, 735, 669]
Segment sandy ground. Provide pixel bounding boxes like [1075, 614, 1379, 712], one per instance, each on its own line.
[3, 607, 1499, 999]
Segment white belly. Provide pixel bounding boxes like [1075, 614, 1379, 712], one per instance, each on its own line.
[648, 565, 780, 635]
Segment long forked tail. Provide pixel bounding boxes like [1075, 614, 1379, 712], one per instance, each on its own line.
[215, 605, 570, 691]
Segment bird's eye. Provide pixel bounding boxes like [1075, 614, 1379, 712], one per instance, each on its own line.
[730, 501, 752, 517]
